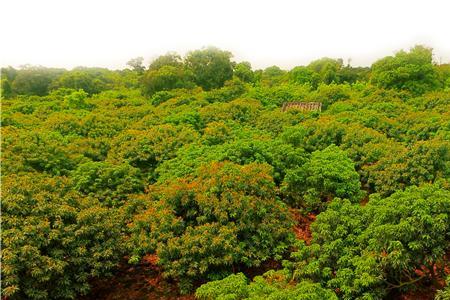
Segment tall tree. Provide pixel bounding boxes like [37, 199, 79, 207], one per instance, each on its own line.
[371, 45, 441, 95]
[307, 57, 343, 84]
[185, 47, 233, 90]
[50, 67, 115, 95]
[126, 56, 145, 74]
[233, 61, 255, 83]
[148, 52, 183, 71]
[141, 65, 195, 96]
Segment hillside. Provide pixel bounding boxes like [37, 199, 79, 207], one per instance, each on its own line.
[1, 46, 450, 299]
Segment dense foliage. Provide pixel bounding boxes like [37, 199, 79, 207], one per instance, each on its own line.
[127, 162, 294, 293]
[291, 184, 450, 299]
[196, 271, 338, 300]
[282, 144, 364, 210]
[1, 44, 449, 299]
[1, 175, 123, 299]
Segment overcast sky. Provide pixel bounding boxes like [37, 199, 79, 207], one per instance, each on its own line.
[1, 0, 449, 70]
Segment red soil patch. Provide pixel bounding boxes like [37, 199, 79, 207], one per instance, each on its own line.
[290, 208, 316, 244]
[81, 255, 194, 300]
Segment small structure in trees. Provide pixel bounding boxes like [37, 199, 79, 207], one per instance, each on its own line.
[281, 102, 322, 112]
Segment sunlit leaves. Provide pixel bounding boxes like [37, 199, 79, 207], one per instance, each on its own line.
[196, 271, 338, 300]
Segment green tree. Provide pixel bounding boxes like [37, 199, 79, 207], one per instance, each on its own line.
[260, 65, 287, 87]
[196, 271, 337, 300]
[126, 56, 145, 74]
[1, 66, 17, 98]
[246, 82, 311, 106]
[436, 63, 450, 90]
[199, 98, 262, 124]
[202, 78, 247, 103]
[107, 124, 199, 180]
[282, 144, 363, 210]
[312, 82, 353, 108]
[50, 67, 115, 95]
[1, 128, 80, 176]
[148, 52, 183, 70]
[11, 66, 64, 96]
[234, 61, 255, 83]
[291, 184, 450, 299]
[1, 66, 18, 82]
[185, 47, 234, 90]
[337, 65, 370, 83]
[1, 77, 13, 98]
[371, 45, 441, 95]
[289, 66, 320, 88]
[71, 161, 144, 206]
[1, 174, 124, 299]
[64, 89, 90, 109]
[367, 138, 450, 196]
[79, 113, 127, 138]
[307, 57, 343, 84]
[155, 137, 308, 185]
[435, 276, 450, 300]
[141, 65, 195, 96]
[128, 162, 294, 293]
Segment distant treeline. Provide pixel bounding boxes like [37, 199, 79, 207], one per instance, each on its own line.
[2, 45, 449, 99]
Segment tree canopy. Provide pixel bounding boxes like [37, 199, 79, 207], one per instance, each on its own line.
[185, 47, 234, 90]
[1, 45, 449, 299]
[371, 45, 441, 95]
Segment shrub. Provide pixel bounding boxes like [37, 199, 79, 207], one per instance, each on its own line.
[107, 124, 199, 180]
[127, 162, 295, 293]
[1, 128, 80, 176]
[196, 271, 338, 300]
[282, 144, 363, 210]
[291, 184, 450, 299]
[71, 161, 144, 206]
[1, 174, 124, 299]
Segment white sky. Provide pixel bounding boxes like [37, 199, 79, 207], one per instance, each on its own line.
[1, 0, 449, 70]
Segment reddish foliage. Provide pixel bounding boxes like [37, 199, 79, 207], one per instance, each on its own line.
[290, 208, 316, 244]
